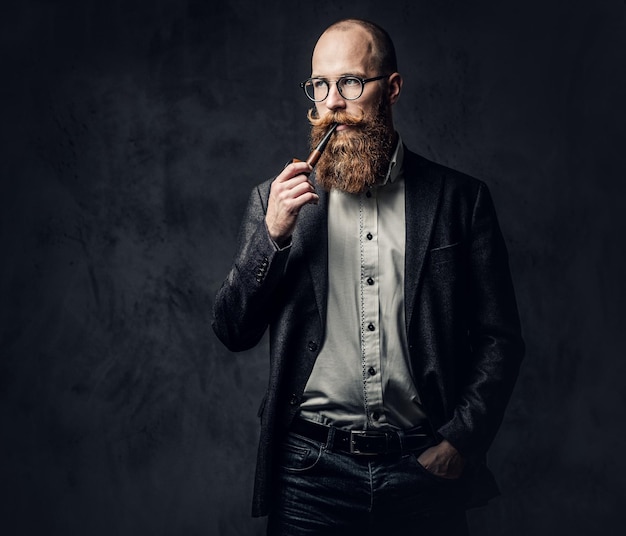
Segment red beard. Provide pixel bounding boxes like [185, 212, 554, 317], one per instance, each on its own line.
[308, 101, 396, 194]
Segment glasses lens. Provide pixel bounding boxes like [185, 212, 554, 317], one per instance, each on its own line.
[337, 77, 364, 100]
[304, 79, 328, 102]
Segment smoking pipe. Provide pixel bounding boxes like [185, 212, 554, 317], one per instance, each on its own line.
[292, 123, 338, 168]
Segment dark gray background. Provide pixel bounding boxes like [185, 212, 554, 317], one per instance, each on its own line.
[1, 0, 624, 534]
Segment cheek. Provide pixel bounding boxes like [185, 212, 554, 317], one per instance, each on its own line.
[351, 102, 373, 120]
[353, 93, 377, 115]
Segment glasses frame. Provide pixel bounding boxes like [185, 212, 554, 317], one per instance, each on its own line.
[300, 74, 391, 102]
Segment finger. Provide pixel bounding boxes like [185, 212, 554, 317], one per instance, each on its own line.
[276, 161, 312, 182]
[275, 195, 316, 218]
[298, 191, 320, 206]
[417, 446, 435, 464]
[271, 175, 315, 201]
[276, 185, 319, 211]
[287, 178, 317, 197]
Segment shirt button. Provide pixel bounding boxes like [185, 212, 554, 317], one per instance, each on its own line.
[366, 191, 372, 198]
[372, 412, 380, 420]
[367, 323, 375, 331]
[307, 341, 318, 352]
[368, 367, 376, 376]
[367, 277, 374, 285]
[366, 232, 373, 240]
[289, 394, 299, 406]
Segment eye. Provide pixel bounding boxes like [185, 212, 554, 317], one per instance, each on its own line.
[312, 79, 327, 89]
[342, 77, 361, 86]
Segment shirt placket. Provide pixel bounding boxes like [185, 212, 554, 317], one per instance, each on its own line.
[359, 189, 385, 428]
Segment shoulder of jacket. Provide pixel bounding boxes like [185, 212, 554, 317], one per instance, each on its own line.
[404, 147, 487, 193]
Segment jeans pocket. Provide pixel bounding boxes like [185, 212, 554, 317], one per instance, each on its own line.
[412, 454, 462, 484]
[279, 434, 323, 473]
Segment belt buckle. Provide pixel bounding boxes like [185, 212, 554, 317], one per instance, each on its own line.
[349, 430, 386, 456]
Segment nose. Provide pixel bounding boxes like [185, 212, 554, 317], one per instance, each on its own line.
[324, 81, 346, 111]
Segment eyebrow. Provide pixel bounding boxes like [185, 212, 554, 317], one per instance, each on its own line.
[310, 72, 368, 79]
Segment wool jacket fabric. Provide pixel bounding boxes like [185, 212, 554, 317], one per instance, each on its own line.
[212, 147, 525, 517]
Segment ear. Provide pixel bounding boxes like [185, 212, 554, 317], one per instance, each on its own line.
[387, 72, 402, 105]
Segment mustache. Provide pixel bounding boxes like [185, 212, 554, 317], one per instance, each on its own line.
[307, 108, 366, 129]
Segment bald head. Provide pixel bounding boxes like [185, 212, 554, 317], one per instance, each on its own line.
[318, 19, 398, 75]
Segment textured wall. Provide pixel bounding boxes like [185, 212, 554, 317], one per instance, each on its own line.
[1, 0, 624, 534]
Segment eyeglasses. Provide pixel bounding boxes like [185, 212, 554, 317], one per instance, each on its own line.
[300, 74, 390, 102]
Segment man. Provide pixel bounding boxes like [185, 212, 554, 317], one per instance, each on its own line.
[213, 18, 524, 536]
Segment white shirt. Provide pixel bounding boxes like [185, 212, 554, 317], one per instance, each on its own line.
[299, 138, 427, 431]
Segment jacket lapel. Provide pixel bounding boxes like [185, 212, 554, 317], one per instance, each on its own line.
[404, 149, 444, 333]
[294, 180, 329, 328]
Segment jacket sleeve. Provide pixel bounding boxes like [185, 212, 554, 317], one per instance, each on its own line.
[437, 182, 525, 457]
[212, 182, 290, 352]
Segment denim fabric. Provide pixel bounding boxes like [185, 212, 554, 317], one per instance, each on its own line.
[267, 432, 469, 536]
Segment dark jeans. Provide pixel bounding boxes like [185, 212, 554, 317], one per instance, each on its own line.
[267, 431, 469, 536]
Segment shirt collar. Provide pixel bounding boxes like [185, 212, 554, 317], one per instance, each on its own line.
[382, 134, 404, 185]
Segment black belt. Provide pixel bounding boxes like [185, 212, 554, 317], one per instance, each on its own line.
[289, 418, 435, 456]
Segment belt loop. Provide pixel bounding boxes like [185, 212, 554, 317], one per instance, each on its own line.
[396, 429, 406, 454]
[325, 424, 336, 451]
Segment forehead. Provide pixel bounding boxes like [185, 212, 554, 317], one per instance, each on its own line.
[311, 26, 376, 77]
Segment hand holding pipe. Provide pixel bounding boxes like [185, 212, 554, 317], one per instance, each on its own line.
[267, 123, 337, 243]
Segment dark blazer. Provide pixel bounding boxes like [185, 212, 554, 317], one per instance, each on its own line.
[213, 147, 525, 517]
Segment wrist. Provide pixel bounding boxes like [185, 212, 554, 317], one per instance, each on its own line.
[265, 221, 291, 249]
